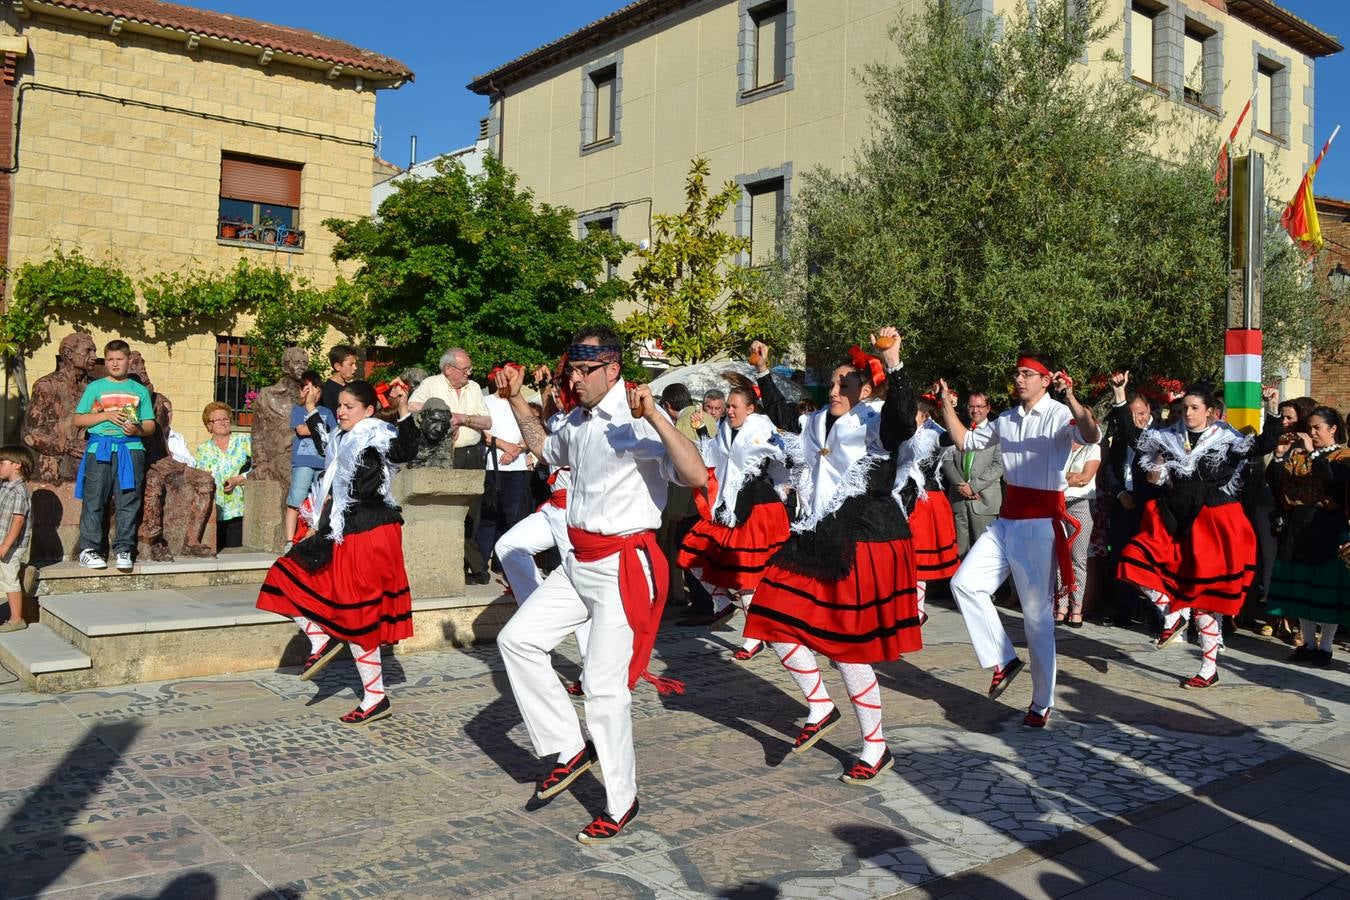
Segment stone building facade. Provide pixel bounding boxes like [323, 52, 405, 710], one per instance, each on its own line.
[0, 0, 411, 444]
[469, 0, 1340, 391]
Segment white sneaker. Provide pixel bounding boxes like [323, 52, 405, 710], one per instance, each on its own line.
[78, 550, 107, 569]
[114, 552, 134, 572]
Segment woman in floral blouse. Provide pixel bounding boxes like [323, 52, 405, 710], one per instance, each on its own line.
[195, 401, 252, 548]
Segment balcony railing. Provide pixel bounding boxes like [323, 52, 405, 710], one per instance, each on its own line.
[218, 219, 305, 249]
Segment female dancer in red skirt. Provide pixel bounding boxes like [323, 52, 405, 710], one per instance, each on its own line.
[677, 368, 791, 661]
[1117, 383, 1278, 688]
[892, 394, 959, 624]
[257, 380, 420, 724]
[745, 327, 921, 783]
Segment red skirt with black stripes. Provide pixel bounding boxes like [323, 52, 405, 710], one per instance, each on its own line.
[677, 500, 790, 591]
[1116, 500, 1256, 617]
[256, 523, 413, 651]
[908, 492, 959, 581]
[745, 535, 922, 663]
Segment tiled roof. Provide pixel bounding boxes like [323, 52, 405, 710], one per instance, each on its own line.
[468, 0, 694, 94]
[25, 0, 414, 79]
[469, 0, 1341, 94]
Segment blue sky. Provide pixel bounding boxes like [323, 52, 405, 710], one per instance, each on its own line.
[190, 0, 1350, 200]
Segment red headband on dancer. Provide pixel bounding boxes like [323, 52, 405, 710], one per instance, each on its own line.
[1017, 356, 1053, 378]
[847, 345, 886, 389]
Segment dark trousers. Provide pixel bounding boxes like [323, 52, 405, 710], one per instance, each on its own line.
[77, 450, 146, 556]
[454, 444, 489, 576]
[478, 469, 533, 567]
[217, 517, 244, 549]
[1107, 497, 1145, 622]
[672, 514, 715, 613]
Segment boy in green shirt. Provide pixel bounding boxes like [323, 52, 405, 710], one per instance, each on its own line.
[72, 340, 156, 571]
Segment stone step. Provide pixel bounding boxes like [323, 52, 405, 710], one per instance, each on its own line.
[41, 584, 284, 636]
[0, 623, 92, 690]
[36, 551, 277, 596]
[29, 580, 515, 691]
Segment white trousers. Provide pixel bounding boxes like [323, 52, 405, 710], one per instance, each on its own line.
[951, 517, 1057, 714]
[497, 550, 641, 817]
[497, 505, 571, 602]
[498, 508, 590, 657]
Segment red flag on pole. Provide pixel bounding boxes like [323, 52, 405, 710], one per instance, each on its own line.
[1215, 92, 1256, 201]
[1281, 125, 1340, 258]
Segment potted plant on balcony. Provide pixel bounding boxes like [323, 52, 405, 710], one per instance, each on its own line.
[257, 214, 281, 245]
[218, 216, 247, 240]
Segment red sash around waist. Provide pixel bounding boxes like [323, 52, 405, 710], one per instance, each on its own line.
[567, 527, 683, 694]
[1000, 484, 1081, 598]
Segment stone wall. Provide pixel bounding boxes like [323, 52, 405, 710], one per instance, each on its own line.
[0, 8, 388, 446]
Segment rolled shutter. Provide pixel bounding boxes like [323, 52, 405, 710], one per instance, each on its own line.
[220, 154, 302, 206]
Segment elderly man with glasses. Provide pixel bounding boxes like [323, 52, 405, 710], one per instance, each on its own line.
[409, 346, 495, 583]
[939, 391, 1004, 557]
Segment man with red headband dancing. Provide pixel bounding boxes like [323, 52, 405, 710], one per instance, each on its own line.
[937, 353, 1099, 728]
[494, 327, 707, 844]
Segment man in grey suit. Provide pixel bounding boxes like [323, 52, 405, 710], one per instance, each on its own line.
[940, 391, 1003, 556]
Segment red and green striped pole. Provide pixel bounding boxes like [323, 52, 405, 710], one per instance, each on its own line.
[1224, 329, 1263, 434]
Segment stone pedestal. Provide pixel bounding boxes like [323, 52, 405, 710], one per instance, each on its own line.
[242, 480, 289, 552]
[392, 467, 485, 600]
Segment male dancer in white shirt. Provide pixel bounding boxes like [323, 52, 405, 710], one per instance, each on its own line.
[937, 354, 1098, 728]
[495, 327, 707, 844]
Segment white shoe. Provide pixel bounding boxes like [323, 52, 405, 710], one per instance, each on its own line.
[78, 550, 107, 569]
[114, 552, 134, 571]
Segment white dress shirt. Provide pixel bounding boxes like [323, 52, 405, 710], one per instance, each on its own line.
[544, 381, 688, 535]
[408, 375, 490, 447]
[484, 394, 529, 472]
[963, 393, 1088, 492]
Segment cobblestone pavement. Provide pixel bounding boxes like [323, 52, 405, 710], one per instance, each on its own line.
[2, 597, 1349, 899]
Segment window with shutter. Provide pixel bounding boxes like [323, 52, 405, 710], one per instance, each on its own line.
[590, 67, 617, 145]
[1257, 64, 1275, 135]
[218, 152, 304, 248]
[749, 180, 784, 266]
[1129, 4, 1156, 85]
[754, 2, 787, 89]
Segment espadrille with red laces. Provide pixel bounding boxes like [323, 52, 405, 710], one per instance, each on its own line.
[791, 706, 841, 753]
[340, 696, 391, 725]
[840, 747, 894, 784]
[988, 656, 1024, 699]
[1023, 707, 1051, 728]
[577, 799, 639, 844]
[1182, 672, 1218, 689]
[535, 740, 596, 801]
[733, 641, 765, 661]
[298, 638, 343, 682]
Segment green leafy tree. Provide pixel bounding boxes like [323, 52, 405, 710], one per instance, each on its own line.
[619, 158, 787, 365]
[773, 0, 1344, 394]
[324, 155, 627, 373]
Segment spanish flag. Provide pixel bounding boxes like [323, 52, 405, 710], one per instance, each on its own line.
[1281, 125, 1339, 257]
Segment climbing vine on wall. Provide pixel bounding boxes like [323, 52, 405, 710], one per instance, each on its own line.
[0, 249, 369, 385]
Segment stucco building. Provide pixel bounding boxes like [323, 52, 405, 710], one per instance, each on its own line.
[469, 0, 1341, 388]
[0, 0, 411, 443]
